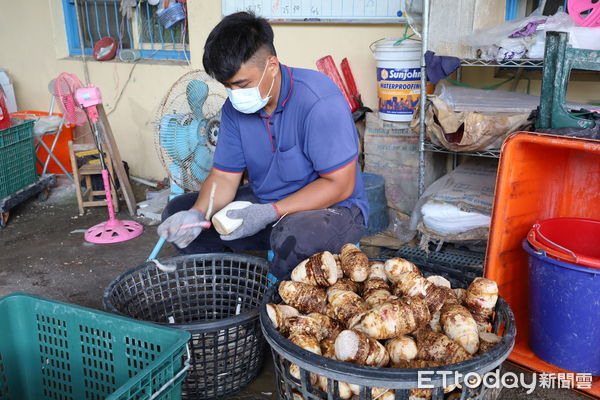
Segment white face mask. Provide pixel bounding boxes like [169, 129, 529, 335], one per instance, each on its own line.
[226, 63, 275, 114]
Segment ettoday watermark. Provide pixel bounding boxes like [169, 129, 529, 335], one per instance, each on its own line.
[418, 370, 593, 393]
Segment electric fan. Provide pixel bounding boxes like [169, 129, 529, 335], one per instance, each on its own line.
[53, 72, 144, 244]
[154, 70, 227, 195]
[147, 70, 226, 262]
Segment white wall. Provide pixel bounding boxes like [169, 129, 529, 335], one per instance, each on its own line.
[3, 1, 598, 180]
[0, 0, 405, 180]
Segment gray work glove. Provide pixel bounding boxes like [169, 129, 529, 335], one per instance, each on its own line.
[220, 203, 279, 241]
[120, 0, 136, 19]
[158, 209, 210, 248]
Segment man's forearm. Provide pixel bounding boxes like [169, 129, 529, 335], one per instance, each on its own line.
[274, 175, 354, 216]
[192, 170, 242, 217]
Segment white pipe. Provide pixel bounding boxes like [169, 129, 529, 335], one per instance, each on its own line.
[130, 176, 159, 187]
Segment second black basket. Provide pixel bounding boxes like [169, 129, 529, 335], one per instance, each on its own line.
[103, 253, 270, 400]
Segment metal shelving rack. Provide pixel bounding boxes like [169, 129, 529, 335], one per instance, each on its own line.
[461, 58, 544, 68]
[407, 0, 545, 263]
[422, 141, 501, 158]
[417, 0, 543, 195]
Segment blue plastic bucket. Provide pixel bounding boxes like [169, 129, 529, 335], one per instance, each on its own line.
[361, 172, 388, 236]
[522, 240, 600, 374]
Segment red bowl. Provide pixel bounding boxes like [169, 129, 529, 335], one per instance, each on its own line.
[93, 37, 117, 61]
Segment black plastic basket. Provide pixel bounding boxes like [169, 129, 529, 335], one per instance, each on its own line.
[260, 262, 516, 400]
[103, 253, 270, 400]
[394, 245, 485, 282]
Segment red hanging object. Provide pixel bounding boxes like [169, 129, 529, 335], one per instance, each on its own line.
[316, 56, 359, 112]
[340, 58, 361, 104]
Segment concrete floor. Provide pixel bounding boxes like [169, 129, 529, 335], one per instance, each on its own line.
[0, 180, 590, 400]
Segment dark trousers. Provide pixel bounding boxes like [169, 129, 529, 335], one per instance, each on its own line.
[161, 186, 366, 279]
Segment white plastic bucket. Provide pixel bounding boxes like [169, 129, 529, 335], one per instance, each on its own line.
[371, 38, 426, 122]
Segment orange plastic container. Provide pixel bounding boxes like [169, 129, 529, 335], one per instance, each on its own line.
[11, 111, 74, 174]
[486, 132, 600, 396]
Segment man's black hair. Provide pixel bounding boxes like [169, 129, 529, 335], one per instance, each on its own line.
[203, 12, 276, 83]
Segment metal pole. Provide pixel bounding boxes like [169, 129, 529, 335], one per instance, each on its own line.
[453, 65, 462, 171]
[418, 0, 430, 197]
[74, 0, 91, 85]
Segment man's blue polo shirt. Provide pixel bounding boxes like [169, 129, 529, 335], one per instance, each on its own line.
[212, 64, 369, 225]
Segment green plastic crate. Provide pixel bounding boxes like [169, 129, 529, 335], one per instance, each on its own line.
[0, 119, 37, 199]
[0, 293, 191, 400]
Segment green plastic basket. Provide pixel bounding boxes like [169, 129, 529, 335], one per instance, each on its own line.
[0, 293, 191, 400]
[0, 118, 37, 199]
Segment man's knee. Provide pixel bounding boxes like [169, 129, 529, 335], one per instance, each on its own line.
[269, 207, 364, 279]
[271, 208, 363, 253]
[161, 193, 198, 221]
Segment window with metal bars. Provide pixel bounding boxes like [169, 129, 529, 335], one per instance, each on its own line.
[62, 0, 189, 60]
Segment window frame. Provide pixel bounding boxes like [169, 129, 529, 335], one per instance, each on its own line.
[61, 0, 190, 61]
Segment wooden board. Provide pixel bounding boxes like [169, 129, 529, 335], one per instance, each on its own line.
[96, 104, 137, 216]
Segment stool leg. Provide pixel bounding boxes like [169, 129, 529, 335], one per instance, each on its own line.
[43, 118, 74, 181]
[111, 178, 119, 213]
[34, 136, 46, 171]
[41, 134, 54, 175]
[85, 176, 94, 201]
[68, 141, 85, 215]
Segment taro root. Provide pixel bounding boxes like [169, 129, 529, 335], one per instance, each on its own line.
[266, 303, 300, 334]
[326, 277, 360, 295]
[426, 275, 451, 288]
[327, 289, 368, 326]
[384, 257, 420, 283]
[339, 243, 369, 282]
[368, 261, 388, 281]
[361, 277, 392, 307]
[464, 278, 498, 331]
[352, 296, 430, 340]
[307, 312, 342, 340]
[414, 328, 471, 365]
[440, 303, 479, 355]
[334, 329, 389, 367]
[211, 201, 252, 235]
[278, 281, 326, 314]
[288, 332, 321, 382]
[385, 335, 418, 364]
[291, 251, 338, 287]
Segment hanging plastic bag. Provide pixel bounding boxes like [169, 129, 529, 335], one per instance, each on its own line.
[463, 7, 600, 60]
[463, 8, 546, 60]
